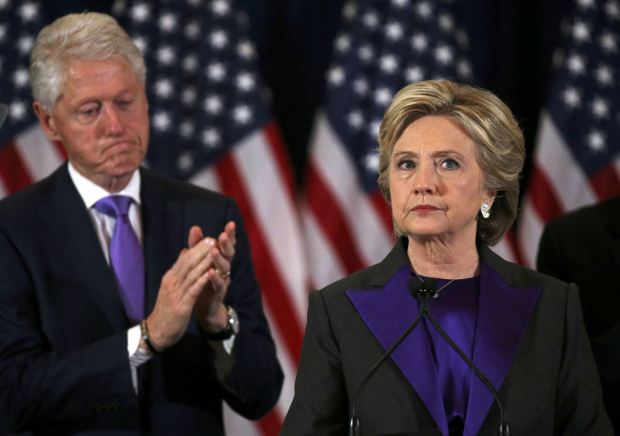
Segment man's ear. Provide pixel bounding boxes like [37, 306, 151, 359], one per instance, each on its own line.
[33, 101, 60, 141]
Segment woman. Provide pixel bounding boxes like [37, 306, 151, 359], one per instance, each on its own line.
[282, 80, 612, 435]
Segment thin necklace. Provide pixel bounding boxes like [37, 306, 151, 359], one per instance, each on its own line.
[412, 258, 480, 300]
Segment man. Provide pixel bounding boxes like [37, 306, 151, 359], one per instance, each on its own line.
[0, 12, 282, 435]
[537, 195, 620, 433]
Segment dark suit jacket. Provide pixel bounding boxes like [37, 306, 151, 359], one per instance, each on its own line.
[538, 196, 620, 434]
[0, 164, 283, 435]
[282, 238, 612, 435]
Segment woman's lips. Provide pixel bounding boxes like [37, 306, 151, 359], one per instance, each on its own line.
[412, 205, 439, 213]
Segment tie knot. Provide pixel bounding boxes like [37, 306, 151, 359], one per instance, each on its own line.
[94, 195, 134, 218]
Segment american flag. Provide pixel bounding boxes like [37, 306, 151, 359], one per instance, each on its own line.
[0, 1, 67, 197]
[515, 0, 620, 266]
[0, 0, 308, 434]
[301, 0, 474, 290]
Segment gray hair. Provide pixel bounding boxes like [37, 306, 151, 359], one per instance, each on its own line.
[378, 80, 525, 245]
[30, 12, 146, 110]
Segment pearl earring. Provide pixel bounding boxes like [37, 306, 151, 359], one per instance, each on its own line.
[480, 202, 491, 219]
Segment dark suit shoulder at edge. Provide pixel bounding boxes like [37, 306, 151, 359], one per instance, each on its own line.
[545, 196, 620, 231]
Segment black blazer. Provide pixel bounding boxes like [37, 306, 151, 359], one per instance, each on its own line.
[538, 196, 620, 433]
[0, 164, 282, 435]
[282, 238, 612, 435]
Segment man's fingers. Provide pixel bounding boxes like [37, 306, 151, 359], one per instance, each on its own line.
[187, 225, 204, 248]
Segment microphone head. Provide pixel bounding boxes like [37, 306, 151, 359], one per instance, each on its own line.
[0, 103, 7, 129]
[408, 277, 437, 299]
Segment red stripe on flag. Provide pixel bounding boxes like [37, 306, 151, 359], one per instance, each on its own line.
[504, 227, 526, 266]
[215, 153, 304, 364]
[589, 164, 620, 200]
[369, 190, 393, 235]
[257, 408, 284, 436]
[527, 164, 564, 222]
[264, 122, 295, 202]
[0, 143, 33, 193]
[305, 163, 365, 275]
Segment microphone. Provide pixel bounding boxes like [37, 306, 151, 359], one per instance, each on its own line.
[349, 278, 510, 436]
[0, 103, 7, 129]
[349, 278, 430, 436]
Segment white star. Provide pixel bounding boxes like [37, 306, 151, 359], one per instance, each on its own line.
[183, 55, 198, 72]
[455, 30, 469, 48]
[358, 45, 374, 62]
[237, 40, 255, 59]
[343, 2, 357, 20]
[212, 0, 231, 16]
[204, 95, 223, 114]
[177, 152, 193, 172]
[327, 66, 345, 86]
[157, 46, 175, 65]
[391, 0, 409, 7]
[202, 128, 221, 148]
[572, 21, 590, 42]
[17, 36, 34, 55]
[185, 21, 200, 39]
[207, 63, 226, 81]
[435, 45, 453, 64]
[132, 36, 148, 54]
[385, 22, 403, 41]
[181, 88, 196, 105]
[233, 105, 253, 124]
[19, 2, 39, 22]
[180, 121, 195, 138]
[416, 1, 433, 19]
[562, 87, 581, 108]
[154, 79, 173, 98]
[406, 65, 424, 82]
[605, 0, 620, 19]
[0, 0, 9, 9]
[236, 72, 255, 91]
[348, 111, 364, 129]
[363, 11, 379, 29]
[374, 87, 392, 106]
[152, 111, 172, 131]
[210, 30, 228, 49]
[369, 119, 381, 138]
[380, 55, 398, 73]
[364, 152, 379, 172]
[596, 64, 614, 85]
[0, 24, 6, 43]
[577, 0, 595, 8]
[158, 13, 177, 32]
[131, 3, 150, 22]
[587, 130, 605, 152]
[13, 68, 29, 88]
[566, 53, 585, 74]
[353, 78, 369, 95]
[600, 32, 617, 53]
[591, 97, 609, 118]
[457, 60, 472, 78]
[336, 34, 351, 52]
[411, 34, 428, 52]
[10, 101, 26, 120]
[438, 14, 454, 32]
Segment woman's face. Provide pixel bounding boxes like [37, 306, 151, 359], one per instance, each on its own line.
[388, 115, 494, 243]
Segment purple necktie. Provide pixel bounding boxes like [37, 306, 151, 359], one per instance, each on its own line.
[94, 195, 145, 324]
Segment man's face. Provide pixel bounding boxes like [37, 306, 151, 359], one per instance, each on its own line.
[34, 57, 149, 187]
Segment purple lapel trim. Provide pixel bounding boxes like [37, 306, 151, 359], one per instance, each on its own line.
[346, 265, 449, 435]
[463, 262, 541, 436]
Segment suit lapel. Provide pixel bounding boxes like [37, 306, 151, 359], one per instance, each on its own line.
[464, 252, 541, 436]
[346, 243, 449, 435]
[35, 165, 129, 330]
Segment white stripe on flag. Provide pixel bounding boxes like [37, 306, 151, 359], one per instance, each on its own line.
[489, 236, 516, 263]
[189, 166, 220, 192]
[517, 195, 546, 268]
[15, 125, 63, 180]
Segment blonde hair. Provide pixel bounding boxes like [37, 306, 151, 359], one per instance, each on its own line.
[378, 80, 524, 245]
[30, 12, 145, 110]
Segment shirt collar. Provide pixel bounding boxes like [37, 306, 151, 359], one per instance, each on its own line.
[68, 162, 142, 209]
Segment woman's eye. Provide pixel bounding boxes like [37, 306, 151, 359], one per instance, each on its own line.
[440, 158, 459, 169]
[397, 159, 415, 170]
